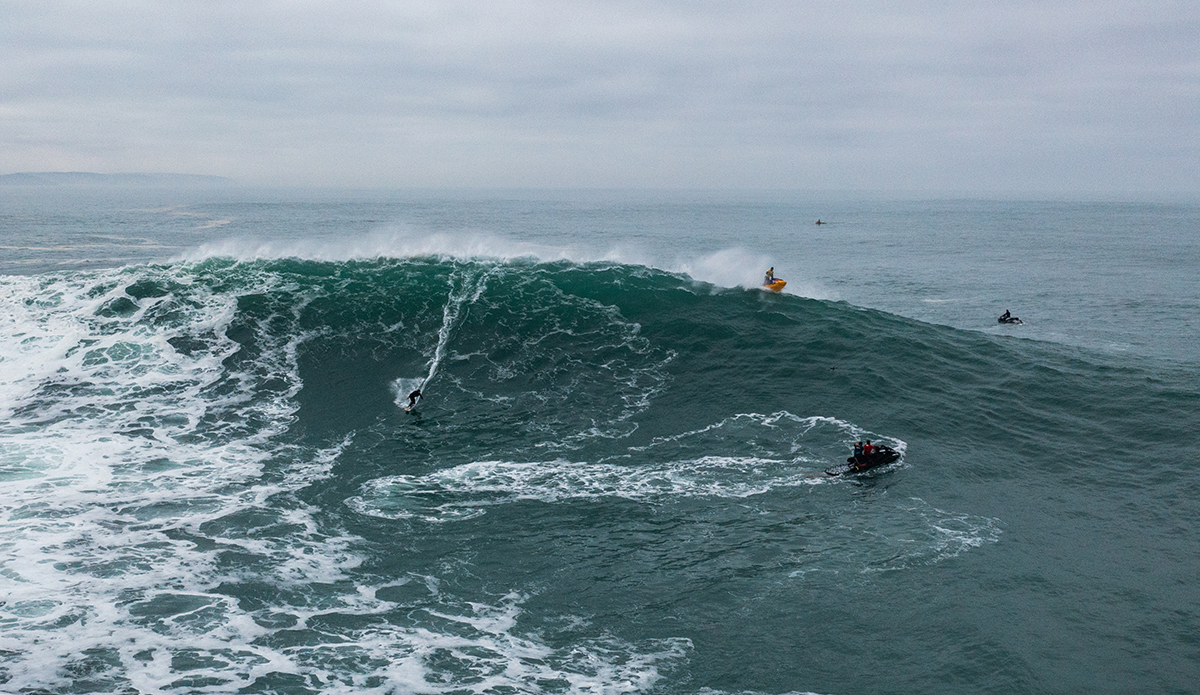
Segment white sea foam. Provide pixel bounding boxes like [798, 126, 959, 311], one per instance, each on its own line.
[392, 264, 495, 408]
[676, 247, 774, 291]
[346, 456, 811, 522]
[0, 266, 355, 690]
[676, 248, 837, 299]
[179, 228, 576, 266]
[346, 411, 995, 576]
[631, 412, 906, 459]
[177, 226, 835, 298]
[0, 267, 697, 693]
[346, 413, 903, 522]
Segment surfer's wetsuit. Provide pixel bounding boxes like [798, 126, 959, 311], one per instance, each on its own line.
[407, 389, 421, 408]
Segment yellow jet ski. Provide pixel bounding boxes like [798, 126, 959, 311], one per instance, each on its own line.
[763, 279, 787, 292]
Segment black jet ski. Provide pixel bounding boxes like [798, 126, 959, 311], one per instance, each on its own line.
[825, 447, 901, 476]
[998, 316, 1022, 324]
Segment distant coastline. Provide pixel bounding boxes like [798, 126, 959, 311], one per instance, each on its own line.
[0, 172, 234, 187]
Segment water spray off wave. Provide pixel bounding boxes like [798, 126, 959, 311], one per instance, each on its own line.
[179, 227, 833, 298]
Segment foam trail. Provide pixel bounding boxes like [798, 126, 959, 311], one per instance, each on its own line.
[394, 265, 493, 407]
[346, 413, 910, 521]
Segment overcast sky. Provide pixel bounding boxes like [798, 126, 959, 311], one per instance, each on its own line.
[2, 0, 1197, 193]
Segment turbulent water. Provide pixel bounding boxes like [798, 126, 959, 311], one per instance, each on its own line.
[1, 190, 1198, 694]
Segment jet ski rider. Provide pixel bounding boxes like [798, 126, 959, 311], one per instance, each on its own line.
[1000, 309, 1011, 321]
[764, 267, 775, 285]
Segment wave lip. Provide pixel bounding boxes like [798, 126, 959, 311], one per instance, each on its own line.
[177, 226, 834, 297]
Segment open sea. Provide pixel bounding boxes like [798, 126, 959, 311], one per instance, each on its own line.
[1, 187, 1198, 694]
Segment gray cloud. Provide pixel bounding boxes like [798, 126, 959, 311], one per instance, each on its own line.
[2, 0, 1197, 193]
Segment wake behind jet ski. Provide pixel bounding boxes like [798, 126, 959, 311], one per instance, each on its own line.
[825, 440, 901, 476]
[998, 309, 1022, 325]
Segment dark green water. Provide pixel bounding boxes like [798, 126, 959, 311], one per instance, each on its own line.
[2, 251, 1197, 694]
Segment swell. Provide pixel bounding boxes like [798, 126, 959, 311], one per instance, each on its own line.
[6, 256, 1195, 468]
[3, 257, 1199, 693]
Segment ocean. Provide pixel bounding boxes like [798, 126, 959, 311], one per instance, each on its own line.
[1, 188, 1198, 694]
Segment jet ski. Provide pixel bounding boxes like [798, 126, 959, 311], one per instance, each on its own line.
[824, 446, 901, 476]
[763, 279, 787, 292]
[998, 315, 1022, 325]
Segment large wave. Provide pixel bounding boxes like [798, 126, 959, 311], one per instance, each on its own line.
[1, 255, 1194, 693]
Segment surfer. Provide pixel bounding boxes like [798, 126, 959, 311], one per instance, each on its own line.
[406, 389, 422, 409]
[764, 267, 775, 285]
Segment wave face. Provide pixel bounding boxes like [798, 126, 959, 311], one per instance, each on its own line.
[1, 257, 1198, 694]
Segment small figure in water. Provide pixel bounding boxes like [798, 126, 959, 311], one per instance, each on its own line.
[764, 267, 775, 285]
[815, 219, 824, 225]
[406, 389, 422, 408]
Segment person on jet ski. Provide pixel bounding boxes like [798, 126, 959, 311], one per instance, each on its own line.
[853, 441, 864, 457]
[862, 440, 877, 456]
[1000, 309, 1012, 321]
[764, 267, 775, 285]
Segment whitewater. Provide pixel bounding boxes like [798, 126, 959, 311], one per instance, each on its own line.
[0, 188, 1197, 694]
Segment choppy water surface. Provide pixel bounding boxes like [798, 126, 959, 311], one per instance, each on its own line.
[1, 190, 1198, 694]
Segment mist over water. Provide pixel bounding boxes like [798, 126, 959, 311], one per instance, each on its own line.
[1, 189, 1198, 694]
